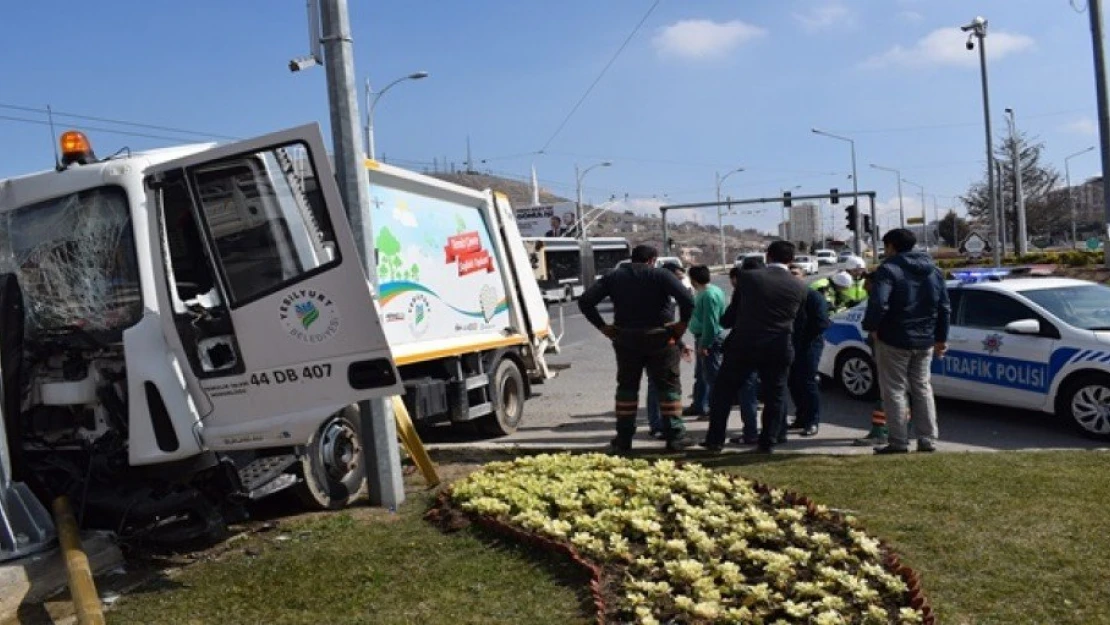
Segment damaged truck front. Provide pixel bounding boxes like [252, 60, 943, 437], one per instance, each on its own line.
[0, 125, 401, 550]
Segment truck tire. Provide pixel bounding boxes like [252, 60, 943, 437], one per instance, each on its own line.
[293, 406, 365, 510]
[478, 358, 525, 436]
[1056, 372, 1110, 440]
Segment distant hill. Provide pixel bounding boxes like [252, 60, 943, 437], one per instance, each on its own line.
[430, 171, 777, 264]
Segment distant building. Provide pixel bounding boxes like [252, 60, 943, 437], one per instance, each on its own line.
[788, 203, 820, 244]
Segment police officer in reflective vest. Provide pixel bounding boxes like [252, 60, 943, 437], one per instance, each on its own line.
[579, 245, 695, 452]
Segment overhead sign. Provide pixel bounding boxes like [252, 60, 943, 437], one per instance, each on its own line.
[960, 232, 991, 258]
[515, 202, 578, 238]
[1087, 236, 1101, 251]
[906, 217, 925, 225]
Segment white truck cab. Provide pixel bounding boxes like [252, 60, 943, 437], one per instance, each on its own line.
[0, 125, 401, 546]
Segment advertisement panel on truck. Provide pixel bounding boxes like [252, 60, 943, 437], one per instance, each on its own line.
[370, 185, 510, 345]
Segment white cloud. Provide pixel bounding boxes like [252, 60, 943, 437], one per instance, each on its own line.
[652, 19, 766, 60]
[898, 10, 923, 22]
[793, 3, 852, 33]
[1063, 117, 1098, 137]
[862, 28, 1035, 69]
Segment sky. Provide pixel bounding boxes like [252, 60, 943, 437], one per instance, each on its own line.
[0, 0, 1105, 238]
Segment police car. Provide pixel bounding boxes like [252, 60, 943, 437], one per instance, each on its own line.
[818, 270, 1110, 439]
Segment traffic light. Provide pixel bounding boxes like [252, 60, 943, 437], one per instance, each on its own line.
[830, 188, 839, 204]
[862, 214, 872, 234]
[845, 204, 858, 231]
[783, 191, 792, 208]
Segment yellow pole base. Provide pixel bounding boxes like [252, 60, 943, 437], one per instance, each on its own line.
[51, 496, 105, 625]
[391, 396, 440, 487]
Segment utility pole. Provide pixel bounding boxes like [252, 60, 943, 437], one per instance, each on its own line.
[1065, 146, 1095, 248]
[1089, 0, 1110, 266]
[715, 168, 744, 266]
[964, 17, 1001, 266]
[1005, 109, 1028, 254]
[317, 0, 404, 509]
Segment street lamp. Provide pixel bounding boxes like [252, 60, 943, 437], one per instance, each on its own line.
[963, 16, 1001, 266]
[716, 168, 745, 265]
[1065, 146, 1096, 247]
[901, 178, 928, 249]
[365, 71, 429, 159]
[812, 128, 861, 255]
[575, 161, 612, 240]
[869, 163, 905, 228]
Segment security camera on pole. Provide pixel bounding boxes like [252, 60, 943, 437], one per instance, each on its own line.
[962, 16, 1002, 267]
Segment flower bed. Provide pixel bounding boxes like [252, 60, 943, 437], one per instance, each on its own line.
[426, 453, 933, 624]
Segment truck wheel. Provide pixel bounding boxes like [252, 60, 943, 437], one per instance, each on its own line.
[478, 358, 525, 436]
[835, 349, 878, 400]
[1056, 372, 1110, 440]
[293, 406, 365, 510]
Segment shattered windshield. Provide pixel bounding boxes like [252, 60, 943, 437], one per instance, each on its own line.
[0, 186, 142, 340]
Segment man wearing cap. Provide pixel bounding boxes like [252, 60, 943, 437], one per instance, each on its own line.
[579, 245, 695, 453]
[812, 255, 867, 311]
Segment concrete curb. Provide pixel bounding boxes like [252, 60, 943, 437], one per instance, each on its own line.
[0, 532, 122, 624]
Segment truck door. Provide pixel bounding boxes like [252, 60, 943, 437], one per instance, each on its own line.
[146, 125, 400, 451]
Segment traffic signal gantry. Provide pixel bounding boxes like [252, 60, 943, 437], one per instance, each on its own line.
[657, 189, 878, 257]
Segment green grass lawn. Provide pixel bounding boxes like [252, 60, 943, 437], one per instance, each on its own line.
[108, 450, 1110, 625]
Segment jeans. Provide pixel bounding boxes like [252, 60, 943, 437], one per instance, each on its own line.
[788, 340, 824, 428]
[706, 343, 793, 448]
[874, 340, 938, 448]
[738, 371, 760, 439]
[691, 338, 724, 414]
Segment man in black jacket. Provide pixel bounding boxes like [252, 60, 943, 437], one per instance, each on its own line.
[579, 245, 695, 452]
[862, 229, 950, 454]
[702, 241, 807, 453]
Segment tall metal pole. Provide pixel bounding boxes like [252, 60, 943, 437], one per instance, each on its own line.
[715, 168, 744, 266]
[318, 0, 404, 509]
[812, 129, 861, 255]
[1089, 0, 1110, 266]
[575, 163, 583, 241]
[964, 17, 1001, 266]
[1006, 109, 1028, 254]
[1066, 147, 1095, 247]
[870, 164, 905, 228]
[995, 158, 1008, 256]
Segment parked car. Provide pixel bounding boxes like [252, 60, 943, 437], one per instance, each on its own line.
[815, 249, 837, 265]
[791, 255, 819, 275]
[837, 251, 853, 263]
[819, 270, 1110, 439]
[735, 252, 767, 268]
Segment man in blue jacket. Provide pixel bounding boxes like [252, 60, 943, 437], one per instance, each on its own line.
[862, 229, 950, 454]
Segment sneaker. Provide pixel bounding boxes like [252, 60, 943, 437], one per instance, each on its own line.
[648, 430, 665, 440]
[873, 445, 909, 455]
[666, 436, 694, 451]
[853, 435, 888, 447]
[680, 406, 705, 418]
[917, 439, 937, 453]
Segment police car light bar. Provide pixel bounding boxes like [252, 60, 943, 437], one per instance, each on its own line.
[952, 268, 1011, 283]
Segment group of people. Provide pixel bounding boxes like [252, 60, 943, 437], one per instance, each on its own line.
[578, 228, 949, 454]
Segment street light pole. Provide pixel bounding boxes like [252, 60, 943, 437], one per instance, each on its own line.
[902, 178, 927, 249]
[1065, 146, 1096, 247]
[365, 71, 429, 159]
[812, 128, 861, 255]
[963, 16, 1001, 266]
[575, 161, 611, 240]
[870, 163, 905, 228]
[716, 168, 744, 265]
[1088, 0, 1110, 266]
[1004, 108, 1028, 254]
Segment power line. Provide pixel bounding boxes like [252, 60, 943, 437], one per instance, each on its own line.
[537, 0, 662, 153]
[0, 102, 240, 141]
[0, 114, 220, 145]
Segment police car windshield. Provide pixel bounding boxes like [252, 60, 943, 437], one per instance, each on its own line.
[1020, 284, 1110, 331]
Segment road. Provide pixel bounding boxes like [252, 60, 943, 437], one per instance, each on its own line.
[423, 264, 1108, 454]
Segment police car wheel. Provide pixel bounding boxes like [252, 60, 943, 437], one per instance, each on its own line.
[835, 349, 877, 400]
[1057, 373, 1110, 439]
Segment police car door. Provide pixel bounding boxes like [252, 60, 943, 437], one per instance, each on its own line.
[146, 125, 400, 451]
[941, 288, 1056, 409]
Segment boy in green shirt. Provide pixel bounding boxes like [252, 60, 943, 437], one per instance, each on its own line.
[682, 265, 727, 418]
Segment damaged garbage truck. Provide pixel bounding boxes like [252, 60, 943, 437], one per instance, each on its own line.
[0, 125, 404, 548]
